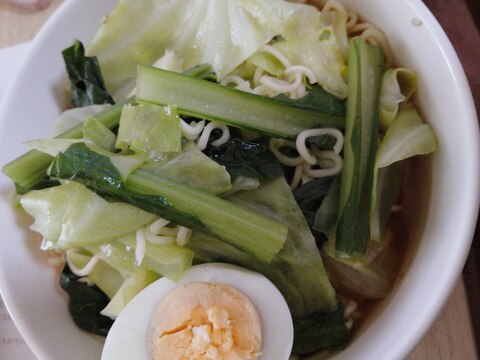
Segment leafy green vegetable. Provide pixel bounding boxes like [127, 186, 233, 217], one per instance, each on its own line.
[26, 138, 144, 181]
[86, 0, 323, 98]
[187, 176, 343, 353]
[312, 175, 341, 244]
[293, 177, 334, 227]
[90, 236, 191, 284]
[101, 266, 160, 319]
[374, 104, 438, 169]
[206, 138, 283, 180]
[248, 51, 285, 77]
[142, 145, 231, 195]
[86, 242, 138, 277]
[274, 27, 347, 98]
[189, 177, 337, 314]
[60, 264, 113, 336]
[116, 104, 182, 159]
[292, 306, 349, 354]
[21, 182, 157, 249]
[272, 84, 345, 117]
[48, 143, 288, 262]
[20, 182, 78, 249]
[370, 103, 437, 240]
[136, 66, 345, 139]
[1, 60, 250, 192]
[117, 234, 192, 282]
[51, 104, 112, 136]
[379, 68, 418, 131]
[335, 37, 384, 255]
[151, 49, 184, 73]
[62, 40, 115, 107]
[292, 306, 350, 354]
[82, 116, 117, 152]
[48, 143, 198, 226]
[66, 249, 124, 299]
[2, 99, 130, 191]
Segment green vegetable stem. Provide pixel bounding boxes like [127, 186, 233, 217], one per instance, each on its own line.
[136, 66, 345, 139]
[335, 37, 385, 256]
[2, 100, 129, 191]
[48, 143, 288, 263]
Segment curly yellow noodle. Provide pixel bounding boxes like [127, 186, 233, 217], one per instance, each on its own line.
[346, 11, 358, 30]
[322, 0, 347, 18]
[320, 0, 349, 56]
[290, 0, 393, 67]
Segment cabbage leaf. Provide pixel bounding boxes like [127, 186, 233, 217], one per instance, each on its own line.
[86, 0, 322, 98]
[116, 104, 182, 159]
[188, 176, 336, 315]
[100, 266, 160, 319]
[20, 182, 157, 249]
[186, 176, 346, 354]
[379, 68, 418, 131]
[370, 104, 437, 240]
[273, 28, 347, 98]
[142, 145, 232, 195]
[51, 104, 112, 137]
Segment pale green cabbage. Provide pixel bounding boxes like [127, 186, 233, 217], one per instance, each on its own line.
[370, 103, 437, 240]
[100, 267, 159, 319]
[82, 116, 117, 152]
[86, 0, 323, 99]
[187, 177, 337, 317]
[25, 138, 144, 181]
[51, 104, 112, 136]
[66, 249, 124, 299]
[379, 68, 418, 131]
[21, 182, 157, 249]
[116, 104, 182, 159]
[273, 27, 347, 98]
[141, 146, 232, 195]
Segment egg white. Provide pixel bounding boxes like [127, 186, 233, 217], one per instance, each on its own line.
[101, 262, 293, 360]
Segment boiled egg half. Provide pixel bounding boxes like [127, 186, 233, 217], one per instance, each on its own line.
[101, 263, 293, 360]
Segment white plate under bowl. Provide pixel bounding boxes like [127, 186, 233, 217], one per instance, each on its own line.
[0, 1, 478, 360]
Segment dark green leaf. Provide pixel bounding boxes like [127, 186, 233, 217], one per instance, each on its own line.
[293, 177, 334, 247]
[293, 177, 333, 214]
[206, 138, 283, 179]
[60, 263, 113, 336]
[62, 40, 115, 107]
[48, 143, 202, 228]
[292, 305, 349, 354]
[48, 143, 287, 263]
[272, 84, 346, 118]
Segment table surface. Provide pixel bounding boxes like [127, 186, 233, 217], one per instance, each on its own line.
[0, 1, 478, 359]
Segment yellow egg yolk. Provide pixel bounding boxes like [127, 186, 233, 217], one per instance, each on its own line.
[148, 281, 262, 360]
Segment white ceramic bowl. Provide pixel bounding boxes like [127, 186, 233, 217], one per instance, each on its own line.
[0, 1, 478, 359]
